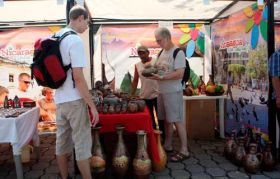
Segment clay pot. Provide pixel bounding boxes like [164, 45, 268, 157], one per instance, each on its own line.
[108, 105, 115, 114]
[121, 102, 128, 113]
[234, 137, 246, 166]
[103, 94, 119, 106]
[133, 130, 152, 177]
[184, 85, 194, 96]
[115, 103, 122, 113]
[224, 132, 237, 161]
[152, 130, 167, 172]
[243, 143, 263, 173]
[128, 101, 138, 113]
[137, 99, 146, 112]
[142, 67, 158, 77]
[91, 125, 106, 173]
[262, 141, 276, 171]
[207, 74, 215, 86]
[112, 124, 129, 178]
[103, 104, 108, 114]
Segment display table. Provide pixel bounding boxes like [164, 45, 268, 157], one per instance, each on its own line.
[0, 107, 40, 179]
[98, 107, 160, 162]
[183, 95, 226, 138]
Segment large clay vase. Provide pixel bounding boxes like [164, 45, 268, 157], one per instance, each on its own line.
[243, 143, 263, 173]
[152, 129, 167, 172]
[133, 130, 152, 178]
[234, 137, 246, 166]
[262, 141, 276, 171]
[224, 132, 237, 161]
[112, 124, 130, 178]
[90, 125, 106, 173]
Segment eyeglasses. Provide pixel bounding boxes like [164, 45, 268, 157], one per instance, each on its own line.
[23, 81, 31, 84]
[156, 38, 164, 43]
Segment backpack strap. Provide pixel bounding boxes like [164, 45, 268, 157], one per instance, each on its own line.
[58, 31, 77, 43]
[57, 30, 77, 88]
[173, 48, 181, 59]
[157, 49, 163, 58]
[172, 48, 188, 86]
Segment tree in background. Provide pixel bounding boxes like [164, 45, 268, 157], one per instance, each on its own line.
[228, 64, 246, 84]
[246, 45, 268, 81]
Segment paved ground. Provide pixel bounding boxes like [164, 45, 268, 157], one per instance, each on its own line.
[0, 135, 280, 179]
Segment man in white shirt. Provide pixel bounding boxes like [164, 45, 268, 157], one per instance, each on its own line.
[9, 73, 38, 101]
[54, 5, 98, 179]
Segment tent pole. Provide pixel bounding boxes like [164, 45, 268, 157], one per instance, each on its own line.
[66, 0, 75, 25]
[267, 0, 278, 159]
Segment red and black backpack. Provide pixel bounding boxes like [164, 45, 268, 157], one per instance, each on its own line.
[31, 31, 76, 89]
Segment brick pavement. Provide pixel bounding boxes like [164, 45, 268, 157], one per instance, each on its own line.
[0, 135, 280, 179]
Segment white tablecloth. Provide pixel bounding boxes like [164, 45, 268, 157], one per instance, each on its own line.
[0, 107, 40, 155]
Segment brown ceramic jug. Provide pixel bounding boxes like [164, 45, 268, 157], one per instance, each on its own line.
[91, 125, 106, 173]
[224, 132, 237, 161]
[133, 130, 152, 178]
[243, 143, 263, 173]
[234, 137, 246, 166]
[152, 130, 167, 172]
[112, 124, 130, 178]
[262, 141, 275, 171]
[207, 74, 215, 86]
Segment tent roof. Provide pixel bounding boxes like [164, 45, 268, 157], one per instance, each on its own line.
[87, 0, 233, 23]
[0, 0, 66, 25]
[0, 0, 279, 26]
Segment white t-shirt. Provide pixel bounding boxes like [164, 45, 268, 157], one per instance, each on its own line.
[155, 46, 186, 94]
[54, 27, 87, 104]
[136, 57, 158, 99]
[9, 88, 39, 101]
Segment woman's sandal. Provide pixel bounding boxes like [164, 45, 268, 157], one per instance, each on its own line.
[170, 152, 190, 162]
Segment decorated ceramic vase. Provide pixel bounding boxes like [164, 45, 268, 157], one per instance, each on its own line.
[243, 143, 263, 173]
[152, 129, 167, 172]
[133, 130, 152, 178]
[91, 125, 106, 173]
[112, 124, 130, 178]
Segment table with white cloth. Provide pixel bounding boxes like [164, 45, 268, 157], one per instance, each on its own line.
[0, 107, 40, 179]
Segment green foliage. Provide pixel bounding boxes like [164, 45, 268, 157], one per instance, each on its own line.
[120, 72, 132, 93]
[228, 64, 246, 75]
[245, 45, 268, 80]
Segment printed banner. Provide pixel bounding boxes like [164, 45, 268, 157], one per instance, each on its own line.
[211, 4, 269, 137]
[0, 26, 61, 64]
[100, 24, 205, 89]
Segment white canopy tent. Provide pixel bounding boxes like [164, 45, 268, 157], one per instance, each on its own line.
[0, 0, 279, 25]
[0, 0, 278, 88]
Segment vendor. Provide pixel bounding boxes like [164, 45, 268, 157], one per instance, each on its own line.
[131, 46, 164, 134]
[38, 87, 56, 121]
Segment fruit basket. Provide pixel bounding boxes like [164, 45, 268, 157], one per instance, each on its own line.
[205, 91, 224, 96]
